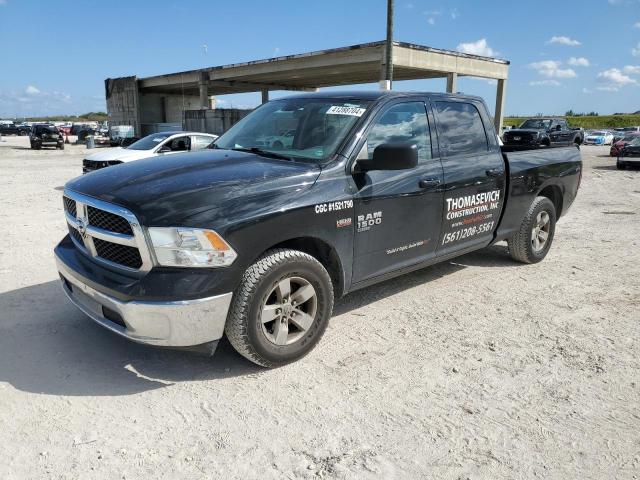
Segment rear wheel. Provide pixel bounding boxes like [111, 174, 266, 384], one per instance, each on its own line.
[225, 249, 334, 367]
[617, 159, 626, 170]
[508, 196, 556, 264]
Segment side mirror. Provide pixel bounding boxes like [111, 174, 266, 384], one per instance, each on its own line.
[357, 143, 418, 172]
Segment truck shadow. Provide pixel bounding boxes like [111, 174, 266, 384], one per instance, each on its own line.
[0, 245, 514, 397]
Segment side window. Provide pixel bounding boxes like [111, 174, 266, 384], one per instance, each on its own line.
[365, 102, 431, 161]
[192, 135, 214, 151]
[434, 101, 488, 157]
[168, 136, 191, 151]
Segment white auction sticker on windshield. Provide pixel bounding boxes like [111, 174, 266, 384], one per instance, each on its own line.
[326, 106, 366, 117]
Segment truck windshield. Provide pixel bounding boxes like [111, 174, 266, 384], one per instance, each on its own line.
[520, 119, 552, 129]
[127, 133, 171, 150]
[214, 98, 371, 161]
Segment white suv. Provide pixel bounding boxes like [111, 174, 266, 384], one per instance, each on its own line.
[82, 131, 218, 173]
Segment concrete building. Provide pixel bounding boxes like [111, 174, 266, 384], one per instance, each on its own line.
[105, 40, 509, 136]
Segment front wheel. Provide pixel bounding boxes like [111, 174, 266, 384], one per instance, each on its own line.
[508, 196, 557, 264]
[225, 249, 334, 367]
[617, 159, 626, 170]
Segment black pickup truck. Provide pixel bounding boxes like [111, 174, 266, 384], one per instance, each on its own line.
[55, 91, 581, 367]
[503, 118, 583, 150]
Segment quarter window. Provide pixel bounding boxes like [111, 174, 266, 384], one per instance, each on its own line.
[192, 135, 215, 150]
[434, 101, 488, 156]
[365, 102, 431, 161]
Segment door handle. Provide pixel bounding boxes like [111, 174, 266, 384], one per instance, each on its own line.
[419, 178, 440, 189]
[485, 169, 504, 178]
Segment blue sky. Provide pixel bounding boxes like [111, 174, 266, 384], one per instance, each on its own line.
[1, 0, 639, 118]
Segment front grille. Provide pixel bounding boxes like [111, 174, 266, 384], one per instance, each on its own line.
[93, 238, 143, 269]
[87, 206, 133, 235]
[83, 159, 122, 174]
[68, 224, 84, 246]
[63, 196, 77, 217]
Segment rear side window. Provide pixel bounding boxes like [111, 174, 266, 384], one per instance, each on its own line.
[192, 135, 215, 150]
[434, 101, 488, 157]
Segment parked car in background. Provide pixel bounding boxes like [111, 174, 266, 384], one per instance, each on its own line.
[30, 124, 64, 150]
[502, 117, 583, 150]
[82, 131, 218, 173]
[613, 127, 640, 144]
[0, 122, 22, 136]
[584, 130, 614, 145]
[610, 132, 640, 157]
[617, 137, 640, 169]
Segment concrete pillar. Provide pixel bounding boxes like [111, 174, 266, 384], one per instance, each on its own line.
[199, 72, 208, 110]
[446, 73, 458, 93]
[494, 78, 507, 134]
[261, 90, 269, 104]
[209, 97, 216, 109]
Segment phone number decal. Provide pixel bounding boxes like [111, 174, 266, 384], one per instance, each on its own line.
[442, 221, 495, 245]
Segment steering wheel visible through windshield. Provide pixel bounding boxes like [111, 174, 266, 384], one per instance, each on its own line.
[214, 98, 371, 161]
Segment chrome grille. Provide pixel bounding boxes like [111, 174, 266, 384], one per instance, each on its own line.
[63, 196, 77, 217]
[62, 190, 152, 275]
[87, 206, 133, 235]
[93, 238, 142, 269]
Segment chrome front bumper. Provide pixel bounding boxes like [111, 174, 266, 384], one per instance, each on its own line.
[56, 256, 233, 347]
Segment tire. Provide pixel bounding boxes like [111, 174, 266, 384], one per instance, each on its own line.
[617, 160, 626, 170]
[32, 142, 41, 150]
[57, 143, 64, 150]
[272, 140, 283, 149]
[225, 248, 334, 367]
[508, 196, 556, 264]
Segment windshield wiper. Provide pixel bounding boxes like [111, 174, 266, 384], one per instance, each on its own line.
[231, 147, 293, 161]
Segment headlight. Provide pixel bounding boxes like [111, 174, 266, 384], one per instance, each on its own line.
[148, 227, 237, 268]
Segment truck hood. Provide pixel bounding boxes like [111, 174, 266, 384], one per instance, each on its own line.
[84, 147, 156, 162]
[66, 149, 321, 227]
[507, 129, 544, 134]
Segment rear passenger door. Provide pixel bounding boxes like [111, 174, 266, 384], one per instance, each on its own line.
[432, 100, 505, 256]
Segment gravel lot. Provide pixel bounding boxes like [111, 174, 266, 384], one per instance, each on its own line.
[1, 136, 638, 479]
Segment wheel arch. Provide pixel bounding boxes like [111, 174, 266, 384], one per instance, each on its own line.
[538, 184, 563, 217]
[255, 236, 346, 298]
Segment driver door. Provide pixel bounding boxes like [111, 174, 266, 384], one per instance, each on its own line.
[351, 100, 444, 284]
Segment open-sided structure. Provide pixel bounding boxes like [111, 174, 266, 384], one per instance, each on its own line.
[106, 41, 509, 136]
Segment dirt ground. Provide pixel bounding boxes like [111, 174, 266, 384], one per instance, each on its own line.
[1, 136, 638, 480]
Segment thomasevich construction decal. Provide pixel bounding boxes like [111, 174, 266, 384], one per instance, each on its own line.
[443, 190, 501, 245]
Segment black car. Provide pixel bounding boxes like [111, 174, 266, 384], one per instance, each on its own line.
[503, 118, 583, 150]
[1, 123, 20, 135]
[30, 124, 64, 150]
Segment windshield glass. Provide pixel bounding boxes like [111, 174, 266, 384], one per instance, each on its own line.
[214, 98, 371, 161]
[127, 133, 171, 150]
[519, 119, 552, 129]
[628, 137, 640, 146]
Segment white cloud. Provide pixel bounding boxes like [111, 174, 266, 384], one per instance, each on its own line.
[466, 77, 497, 86]
[633, 42, 640, 56]
[568, 57, 590, 67]
[25, 85, 40, 95]
[624, 65, 640, 74]
[528, 60, 577, 78]
[456, 38, 496, 57]
[582, 88, 592, 94]
[0, 0, 7, 6]
[423, 10, 441, 25]
[547, 36, 581, 46]
[597, 68, 637, 91]
[529, 80, 561, 86]
[634, 21, 640, 28]
[450, 8, 459, 19]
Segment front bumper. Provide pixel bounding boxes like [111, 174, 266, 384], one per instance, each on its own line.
[56, 253, 233, 348]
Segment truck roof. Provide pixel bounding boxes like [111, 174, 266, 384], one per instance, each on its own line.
[281, 90, 484, 102]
